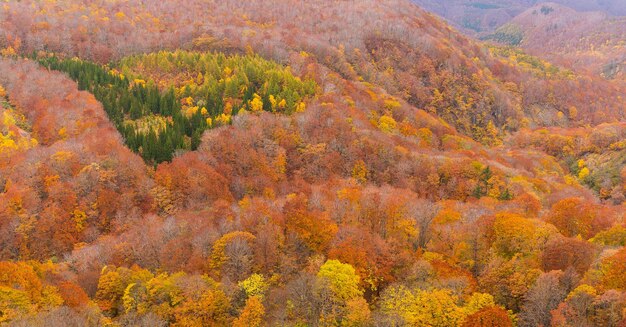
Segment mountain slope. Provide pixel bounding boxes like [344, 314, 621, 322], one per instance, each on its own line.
[484, 3, 626, 79]
[412, 0, 626, 34]
[1, 0, 623, 137]
[0, 0, 624, 325]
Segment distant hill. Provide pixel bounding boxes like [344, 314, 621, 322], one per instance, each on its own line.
[483, 3, 626, 79]
[413, 0, 626, 33]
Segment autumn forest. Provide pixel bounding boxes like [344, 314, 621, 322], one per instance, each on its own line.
[0, 0, 625, 326]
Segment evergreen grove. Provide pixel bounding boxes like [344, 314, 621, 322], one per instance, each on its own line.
[37, 52, 316, 164]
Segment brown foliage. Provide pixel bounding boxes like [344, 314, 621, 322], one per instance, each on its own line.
[541, 236, 596, 274]
[462, 306, 513, 327]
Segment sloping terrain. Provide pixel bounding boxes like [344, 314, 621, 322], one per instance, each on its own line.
[1, 0, 624, 134]
[485, 3, 626, 79]
[412, 0, 626, 33]
[0, 0, 624, 326]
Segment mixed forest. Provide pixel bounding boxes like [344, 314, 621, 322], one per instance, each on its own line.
[0, 0, 625, 326]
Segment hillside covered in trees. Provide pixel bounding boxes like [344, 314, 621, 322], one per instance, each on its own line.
[0, 0, 625, 326]
[483, 3, 626, 80]
[412, 1, 626, 81]
[412, 0, 626, 34]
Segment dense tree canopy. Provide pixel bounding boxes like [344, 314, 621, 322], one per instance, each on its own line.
[0, 0, 624, 325]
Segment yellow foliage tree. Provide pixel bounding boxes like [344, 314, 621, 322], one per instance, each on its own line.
[278, 99, 287, 110]
[0, 286, 31, 323]
[317, 260, 363, 303]
[578, 167, 590, 180]
[238, 274, 269, 299]
[492, 213, 538, 258]
[173, 286, 231, 327]
[351, 160, 368, 184]
[343, 297, 371, 327]
[233, 296, 264, 327]
[378, 115, 397, 133]
[249, 93, 264, 112]
[380, 286, 465, 326]
[295, 101, 306, 113]
[463, 293, 497, 316]
[71, 209, 87, 232]
[269, 94, 277, 111]
[95, 268, 125, 316]
[274, 150, 287, 176]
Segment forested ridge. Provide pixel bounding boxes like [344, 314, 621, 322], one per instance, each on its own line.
[482, 3, 626, 80]
[0, 0, 624, 326]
